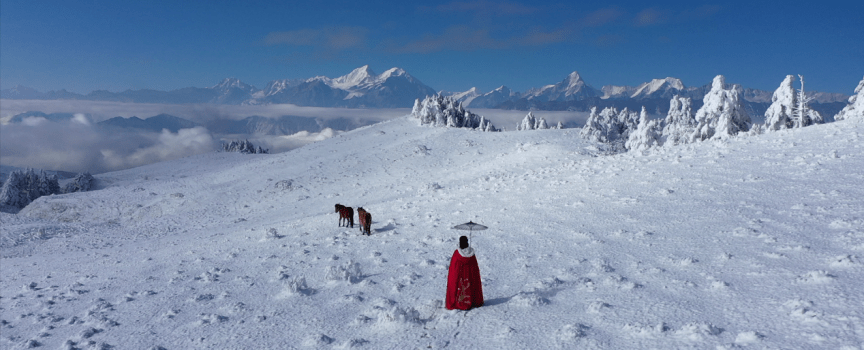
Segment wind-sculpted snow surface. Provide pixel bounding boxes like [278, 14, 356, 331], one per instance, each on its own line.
[2, 114, 864, 349]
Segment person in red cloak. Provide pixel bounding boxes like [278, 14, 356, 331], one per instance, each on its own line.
[446, 236, 484, 310]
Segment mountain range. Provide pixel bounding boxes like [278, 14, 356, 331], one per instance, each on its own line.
[8, 111, 378, 136]
[1, 66, 850, 117]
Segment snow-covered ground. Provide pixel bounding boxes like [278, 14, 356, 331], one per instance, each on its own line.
[2, 115, 863, 349]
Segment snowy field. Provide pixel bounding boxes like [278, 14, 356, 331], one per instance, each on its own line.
[1, 114, 863, 349]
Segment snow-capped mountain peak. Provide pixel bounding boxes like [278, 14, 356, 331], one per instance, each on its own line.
[565, 71, 587, 90]
[332, 65, 377, 89]
[212, 78, 255, 91]
[630, 77, 686, 99]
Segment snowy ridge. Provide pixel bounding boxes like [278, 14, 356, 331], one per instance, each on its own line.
[3, 113, 863, 349]
[630, 77, 685, 99]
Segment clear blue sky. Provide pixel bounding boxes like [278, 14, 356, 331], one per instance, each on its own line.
[2, 0, 862, 95]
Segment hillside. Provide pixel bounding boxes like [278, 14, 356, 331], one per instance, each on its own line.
[1, 115, 863, 349]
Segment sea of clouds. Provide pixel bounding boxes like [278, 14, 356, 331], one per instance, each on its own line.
[1, 99, 587, 174]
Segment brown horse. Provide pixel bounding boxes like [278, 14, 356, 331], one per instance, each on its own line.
[335, 204, 354, 228]
[357, 207, 372, 235]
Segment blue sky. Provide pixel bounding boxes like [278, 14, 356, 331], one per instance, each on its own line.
[2, 0, 862, 95]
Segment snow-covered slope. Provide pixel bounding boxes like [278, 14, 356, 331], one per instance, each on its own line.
[2, 115, 863, 349]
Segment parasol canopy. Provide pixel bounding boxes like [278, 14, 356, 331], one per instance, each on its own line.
[452, 221, 488, 244]
[452, 221, 488, 231]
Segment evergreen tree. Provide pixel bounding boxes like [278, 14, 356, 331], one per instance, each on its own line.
[691, 75, 752, 141]
[625, 107, 662, 151]
[834, 76, 864, 121]
[661, 95, 695, 146]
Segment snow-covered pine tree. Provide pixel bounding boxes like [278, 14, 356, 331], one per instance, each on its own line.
[535, 117, 549, 130]
[222, 140, 268, 154]
[0, 169, 61, 210]
[0, 170, 28, 209]
[555, 121, 564, 129]
[763, 75, 797, 131]
[580, 107, 605, 142]
[661, 95, 695, 146]
[625, 107, 662, 151]
[580, 106, 633, 144]
[691, 75, 752, 141]
[517, 112, 537, 130]
[412, 95, 497, 131]
[617, 108, 639, 141]
[64, 172, 95, 193]
[834, 76, 864, 122]
[37, 171, 60, 197]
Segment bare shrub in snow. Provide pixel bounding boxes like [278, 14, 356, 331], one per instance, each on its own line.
[325, 260, 363, 283]
[691, 75, 752, 141]
[412, 95, 497, 131]
[285, 276, 309, 295]
[274, 179, 298, 191]
[834, 76, 864, 122]
[263, 227, 281, 240]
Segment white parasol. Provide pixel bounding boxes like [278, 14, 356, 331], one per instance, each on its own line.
[452, 221, 488, 244]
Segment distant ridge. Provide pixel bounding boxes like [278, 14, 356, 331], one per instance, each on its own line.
[1, 67, 850, 116]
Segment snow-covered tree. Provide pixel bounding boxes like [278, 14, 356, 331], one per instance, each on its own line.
[64, 172, 95, 193]
[617, 107, 639, 140]
[536, 117, 549, 130]
[412, 95, 497, 131]
[834, 76, 864, 122]
[691, 75, 752, 141]
[0, 169, 61, 210]
[580, 106, 639, 147]
[626, 107, 662, 151]
[661, 95, 695, 146]
[555, 121, 564, 129]
[517, 112, 537, 131]
[765, 75, 823, 131]
[580, 107, 605, 142]
[763, 75, 797, 131]
[222, 140, 269, 154]
[0, 170, 28, 210]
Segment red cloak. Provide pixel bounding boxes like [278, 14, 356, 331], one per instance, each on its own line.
[445, 248, 484, 310]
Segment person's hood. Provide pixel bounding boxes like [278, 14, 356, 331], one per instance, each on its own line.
[458, 247, 475, 258]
